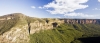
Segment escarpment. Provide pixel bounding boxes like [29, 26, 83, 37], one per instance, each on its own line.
[60, 19, 97, 24]
[0, 13, 63, 43]
[0, 13, 29, 43]
[0, 13, 100, 43]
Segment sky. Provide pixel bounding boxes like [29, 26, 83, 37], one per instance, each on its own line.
[0, 0, 100, 19]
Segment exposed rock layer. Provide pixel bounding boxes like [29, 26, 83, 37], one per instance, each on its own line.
[59, 19, 97, 24]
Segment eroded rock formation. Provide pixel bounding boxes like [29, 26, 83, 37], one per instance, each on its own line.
[60, 19, 97, 24]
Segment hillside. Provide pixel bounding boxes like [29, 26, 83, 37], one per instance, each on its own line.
[0, 13, 100, 43]
[0, 13, 63, 43]
[30, 24, 100, 43]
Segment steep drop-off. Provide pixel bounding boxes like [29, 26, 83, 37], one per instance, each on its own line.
[30, 24, 100, 43]
[0, 13, 64, 43]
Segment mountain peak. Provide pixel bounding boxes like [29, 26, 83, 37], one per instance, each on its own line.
[0, 13, 26, 20]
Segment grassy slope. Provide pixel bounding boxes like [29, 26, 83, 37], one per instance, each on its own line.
[0, 13, 45, 35]
[30, 24, 83, 43]
[0, 14, 28, 35]
[30, 24, 100, 43]
[0, 16, 19, 35]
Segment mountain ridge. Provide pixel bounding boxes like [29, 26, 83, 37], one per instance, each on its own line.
[0, 13, 100, 24]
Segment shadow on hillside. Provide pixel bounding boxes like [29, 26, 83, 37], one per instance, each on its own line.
[78, 37, 100, 43]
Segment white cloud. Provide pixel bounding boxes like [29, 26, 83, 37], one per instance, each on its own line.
[42, 0, 90, 18]
[93, 8, 100, 10]
[98, 0, 100, 2]
[55, 16, 61, 18]
[43, 0, 88, 14]
[38, 6, 43, 9]
[64, 12, 95, 18]
[31, 6, 36, 9]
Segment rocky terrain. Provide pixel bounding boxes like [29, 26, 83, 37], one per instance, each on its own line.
[0, 13, 100, 43]
[0, 13, 63, 43]
[60, 19, 97, 24]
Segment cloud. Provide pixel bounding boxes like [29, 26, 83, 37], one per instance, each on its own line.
[31, 6, 36, 9]
[64, 12, 95, 18]
[98, 0, 100, 2]
[42, 0, 90, 18]
[93, 8, 100, 10]
[38, 6, 43, 9]
[55, 16, 61, 18]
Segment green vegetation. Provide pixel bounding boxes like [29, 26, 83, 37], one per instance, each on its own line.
[0, 13, 28, 35]
[72, 24, 100, 37]
[1, 13, 100, 43]
[0, 13, 45, 35]
[26, 16, 45, 24]
[30, 24, 83, 43]
[30, 24, 100, 43]
[0, 16, 18, 35]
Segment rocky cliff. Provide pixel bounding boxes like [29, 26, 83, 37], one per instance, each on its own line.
[0, 13, 63, 43]
[59, 19, 97, 24]
[0, 13, 29, 43]
[0, 13, 100, 43]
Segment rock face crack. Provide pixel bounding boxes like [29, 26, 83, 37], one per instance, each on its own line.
[46, 19, 49, 24]
[28, 23, 31, 34]
[52, 22, 58, 28]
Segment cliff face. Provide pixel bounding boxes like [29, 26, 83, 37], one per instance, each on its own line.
[60, 19, 97, 24]
[0, 13, 63, 43]
[0, 13, 29, 43]
[0, 13, 100, 43]
[0, 25, 29, 43]
[29, 18, 63, 34]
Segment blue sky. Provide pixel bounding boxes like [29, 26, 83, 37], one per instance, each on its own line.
[0, 0, 100, 19]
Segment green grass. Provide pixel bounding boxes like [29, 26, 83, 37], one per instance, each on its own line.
[0, 18, 18, 35]
[30, 24, 83, 43]
[0, 13, 27, 35]
[30, 23, 100, 43]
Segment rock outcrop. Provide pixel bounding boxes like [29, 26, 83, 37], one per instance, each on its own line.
[0, 13, 63, 43]
[0, 13, 29, 43]
[59, 19, 97, 24]
[29, 18, 63, 34]
[0, 25, 29, 43]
